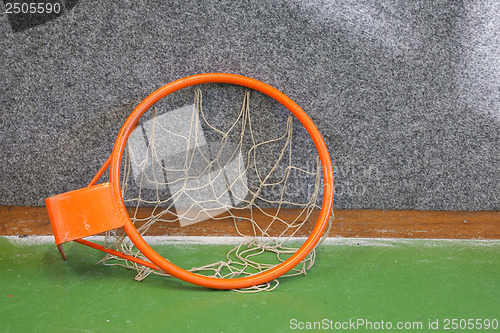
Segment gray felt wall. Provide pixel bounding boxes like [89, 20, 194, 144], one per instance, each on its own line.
[1, 0, 499, 210]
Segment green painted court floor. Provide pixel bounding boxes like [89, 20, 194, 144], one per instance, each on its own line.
[0, 236, 498, 332]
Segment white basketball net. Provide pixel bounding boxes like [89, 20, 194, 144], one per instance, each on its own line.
[100, 87, 327, 291]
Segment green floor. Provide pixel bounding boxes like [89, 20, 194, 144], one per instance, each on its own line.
[0, 237, 498, 332]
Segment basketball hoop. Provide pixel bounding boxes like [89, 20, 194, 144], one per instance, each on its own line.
[46, 73, 334, 290]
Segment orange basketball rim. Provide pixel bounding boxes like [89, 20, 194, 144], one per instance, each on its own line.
[45, 73, 334, 289]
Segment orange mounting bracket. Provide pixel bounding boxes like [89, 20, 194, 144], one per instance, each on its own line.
[45, 182, 126, 260]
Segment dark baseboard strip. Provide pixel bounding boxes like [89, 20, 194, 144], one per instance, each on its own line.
[0, 206, 498, 239]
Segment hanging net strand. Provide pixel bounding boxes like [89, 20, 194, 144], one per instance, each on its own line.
[100, 86, 327, 291]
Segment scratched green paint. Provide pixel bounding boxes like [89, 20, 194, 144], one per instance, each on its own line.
[0, 237, 498, 332]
